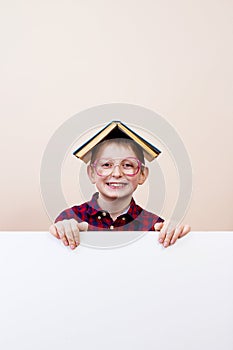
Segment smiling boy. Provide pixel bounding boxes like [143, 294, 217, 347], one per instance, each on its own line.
[49, 127, 190, 249]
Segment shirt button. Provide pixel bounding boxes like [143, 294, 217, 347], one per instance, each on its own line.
[122, 217, 126, 221]
[97, 216, 101, 220]
[109, 225, 114, 230]
[102, 212, 107, 217]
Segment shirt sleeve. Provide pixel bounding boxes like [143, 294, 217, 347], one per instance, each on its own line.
[149, 216, 164, 231]
[54, 207, 82, 223]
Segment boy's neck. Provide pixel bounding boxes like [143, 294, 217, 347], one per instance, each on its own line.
[97, 194, 132, 220]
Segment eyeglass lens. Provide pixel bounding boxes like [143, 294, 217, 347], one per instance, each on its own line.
[95, 158, 140, 176]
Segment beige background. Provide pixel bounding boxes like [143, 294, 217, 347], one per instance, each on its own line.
[0, 0, 232, 230]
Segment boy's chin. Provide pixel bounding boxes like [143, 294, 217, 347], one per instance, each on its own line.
[100, 184, 132, 199]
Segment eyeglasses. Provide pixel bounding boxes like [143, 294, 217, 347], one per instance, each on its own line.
[92, 157, 144, 177]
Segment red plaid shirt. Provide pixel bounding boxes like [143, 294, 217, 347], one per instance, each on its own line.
[55, 192, 163, 231]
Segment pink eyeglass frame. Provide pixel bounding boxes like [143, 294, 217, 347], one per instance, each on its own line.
[91, 157, 145, 177]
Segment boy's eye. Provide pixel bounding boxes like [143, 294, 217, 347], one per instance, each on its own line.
[122, 160, 137, 169]
[122, 162, 133, 168]
[101, 161, 113, 168]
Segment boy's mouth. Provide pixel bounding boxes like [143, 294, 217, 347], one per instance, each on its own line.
[105, 182, 127, 189]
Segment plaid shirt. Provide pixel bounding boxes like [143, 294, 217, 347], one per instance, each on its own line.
[55, 192, 163, 231]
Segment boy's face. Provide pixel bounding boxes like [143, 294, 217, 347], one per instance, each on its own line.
[87, 143, 148, 202]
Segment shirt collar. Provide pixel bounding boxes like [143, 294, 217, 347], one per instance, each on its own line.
[86, 192, 103, 216]
[127, 197, 142, 219]
[86, 192, 142, 220]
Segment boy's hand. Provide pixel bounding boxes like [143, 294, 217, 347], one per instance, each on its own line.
[49, 219, 88, 250]
[154, 221, 191, 248]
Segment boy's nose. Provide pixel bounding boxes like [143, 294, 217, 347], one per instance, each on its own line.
[111, 164, 123, 177]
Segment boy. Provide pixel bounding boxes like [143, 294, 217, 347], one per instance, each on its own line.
[49, 132, 190, 249]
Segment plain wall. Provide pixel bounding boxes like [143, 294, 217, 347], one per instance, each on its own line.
[0, 0, 232, 230]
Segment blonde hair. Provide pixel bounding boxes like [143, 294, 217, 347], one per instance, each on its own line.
[90, 138, 145, 164]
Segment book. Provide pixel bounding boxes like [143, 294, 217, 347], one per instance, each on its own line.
[73, 121, 161, 163]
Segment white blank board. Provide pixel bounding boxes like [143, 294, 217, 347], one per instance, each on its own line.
[0, 231, 232, 350]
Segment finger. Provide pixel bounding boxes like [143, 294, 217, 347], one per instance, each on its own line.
[49, 224, 60, 239]
[55, 222, 69, 246]
[78, 222, 88, 231]
[179, 225, 191, 238]
[70, 220, 80, 246]
[158, 224, 168, 243]
[63, 220, 77, 249]
[154, 222, 164, 231]
[163, 228, 175, 248]
[170, 226, 183, 245]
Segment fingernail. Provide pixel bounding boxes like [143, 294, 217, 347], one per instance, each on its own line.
[159, 238, 163, 243]
[164, 242, 168, 247]
[64, 241, 68, 246]
[70, 245, 75, 249]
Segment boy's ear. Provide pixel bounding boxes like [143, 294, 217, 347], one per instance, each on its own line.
[138, 166, 149, 185]
[87, 164, 96, 184]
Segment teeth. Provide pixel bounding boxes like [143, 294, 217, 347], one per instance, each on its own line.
[107, 183, 126, 187]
